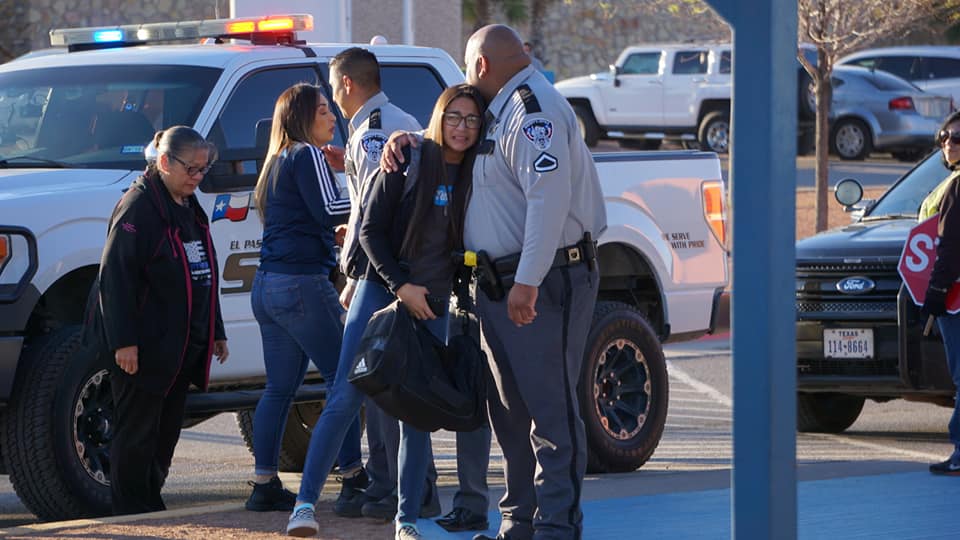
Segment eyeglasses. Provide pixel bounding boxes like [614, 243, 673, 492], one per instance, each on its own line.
[938, 130, 960, 145]
[442, 111, 482, 129]
[170, 154, 214, 176]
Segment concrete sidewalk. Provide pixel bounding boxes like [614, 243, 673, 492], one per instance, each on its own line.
[3, 460, 956, 539]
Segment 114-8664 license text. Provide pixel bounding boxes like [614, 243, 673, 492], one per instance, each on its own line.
[823, 328, 874, 359]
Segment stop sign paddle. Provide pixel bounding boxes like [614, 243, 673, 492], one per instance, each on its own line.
[898, 214, 960, 333]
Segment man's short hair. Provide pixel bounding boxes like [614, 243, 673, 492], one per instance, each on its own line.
[330, 47, 381, 89]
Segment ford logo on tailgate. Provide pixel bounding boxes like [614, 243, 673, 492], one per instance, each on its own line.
[836, 276, 875, 294]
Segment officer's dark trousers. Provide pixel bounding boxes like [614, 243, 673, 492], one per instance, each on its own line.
[109, 364, 192, 516]
[477, 264, 598, 540]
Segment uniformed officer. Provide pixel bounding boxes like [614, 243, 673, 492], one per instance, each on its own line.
[327, 47, 440, 519]
[461, 25, 605, 540]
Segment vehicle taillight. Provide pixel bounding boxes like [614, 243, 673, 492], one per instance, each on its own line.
[702, 181, 727, 248]
[889, 97, 915, 111]
[0, 235, 9, 271]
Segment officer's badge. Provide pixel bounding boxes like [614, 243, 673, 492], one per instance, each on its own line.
[522, 118, 553, 151]
[533, 152, 558, 173]
[361, 132, 388, 165]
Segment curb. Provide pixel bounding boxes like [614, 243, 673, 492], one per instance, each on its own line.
[1, 502, 244, 536]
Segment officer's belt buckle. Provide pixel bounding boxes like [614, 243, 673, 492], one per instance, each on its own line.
[566, 246, 581, 264]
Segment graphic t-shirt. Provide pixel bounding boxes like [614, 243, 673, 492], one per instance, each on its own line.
[172, 201, 212, 353]
[408, 163, 462, 298]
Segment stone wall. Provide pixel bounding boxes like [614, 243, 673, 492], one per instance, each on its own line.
[353, 0, 463, 63]
[531, 0, 731, 81]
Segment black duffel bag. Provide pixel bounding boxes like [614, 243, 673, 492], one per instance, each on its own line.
[348, 300, 487, 433]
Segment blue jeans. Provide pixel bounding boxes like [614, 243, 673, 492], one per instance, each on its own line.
[298, 279, 446, 523]
[250, 270, 362, 476]
[937, 313, 960, 448]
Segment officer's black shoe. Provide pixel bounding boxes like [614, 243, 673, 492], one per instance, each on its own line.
[472, 534, 514, 540]
[333, 468, 371, 517]
[436, 507, 489, 532]
[361, 493, 398, 521]
[244, 477, 297, 512]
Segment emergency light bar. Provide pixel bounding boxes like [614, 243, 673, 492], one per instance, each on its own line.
[49, 14, 313, 50]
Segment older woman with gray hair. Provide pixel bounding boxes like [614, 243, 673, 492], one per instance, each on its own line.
[94, 125, 228, 514]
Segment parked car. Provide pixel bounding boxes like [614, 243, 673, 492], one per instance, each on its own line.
[794, 151, 953, 433]
[819, 65, 952, 161]
[555, 42, 732, 151]
[838, 46, 960, 105]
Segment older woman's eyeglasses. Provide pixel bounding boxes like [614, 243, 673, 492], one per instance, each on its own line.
[171, 155, 214, 176]
[442, 112, 482, 129]
[938, 130, 960, 145]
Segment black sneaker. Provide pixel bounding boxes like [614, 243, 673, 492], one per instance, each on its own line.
[436, 507, 489, 532]
[361, 493, 398, 521]
[245, 477, 297, 512]
[929, 458, 960, 476]
[333, 468, 372, 518]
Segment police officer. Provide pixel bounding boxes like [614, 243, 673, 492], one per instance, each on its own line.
[327, 47, 440, 519]
[462, 25, 605, 540]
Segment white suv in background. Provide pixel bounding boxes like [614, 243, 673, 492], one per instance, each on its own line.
[838, 46, 960, 105]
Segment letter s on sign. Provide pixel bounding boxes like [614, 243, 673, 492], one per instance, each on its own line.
[905, 233, 932, 273]
[222, 251, 260, 294]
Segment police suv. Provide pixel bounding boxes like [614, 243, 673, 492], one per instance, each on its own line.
[0, 15, 729, 521]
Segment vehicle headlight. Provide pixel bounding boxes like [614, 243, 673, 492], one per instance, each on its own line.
[0, 227, 39, 303]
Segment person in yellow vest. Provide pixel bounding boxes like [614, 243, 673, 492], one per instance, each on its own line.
[918, 110, 960, 475]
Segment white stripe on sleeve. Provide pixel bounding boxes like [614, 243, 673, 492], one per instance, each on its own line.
[308, 145, 351, 215]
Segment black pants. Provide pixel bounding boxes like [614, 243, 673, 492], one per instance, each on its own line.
[109, 364, 192, 515]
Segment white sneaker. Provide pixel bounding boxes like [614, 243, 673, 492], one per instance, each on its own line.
[396, 522, 422, 539]
[287, 504, 319, 537]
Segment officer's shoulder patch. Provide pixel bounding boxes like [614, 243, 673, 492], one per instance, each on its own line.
[522, 118, 553, 151]
[533, 152, 558, 173]
[360, 131, 388, 165]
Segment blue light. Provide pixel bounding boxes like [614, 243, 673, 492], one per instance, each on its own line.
[93, 30, 123, 43]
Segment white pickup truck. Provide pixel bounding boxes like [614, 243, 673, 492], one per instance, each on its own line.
[0, 15, 730, 521]
[555, 43, 732, 153]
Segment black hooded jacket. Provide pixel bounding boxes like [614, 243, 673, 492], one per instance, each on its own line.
[94, 172, 225, 395]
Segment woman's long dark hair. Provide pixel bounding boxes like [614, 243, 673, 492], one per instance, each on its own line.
[400, 84, 486, 259]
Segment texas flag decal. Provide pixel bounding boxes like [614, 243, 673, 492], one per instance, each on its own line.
[211, 193, 251, 222]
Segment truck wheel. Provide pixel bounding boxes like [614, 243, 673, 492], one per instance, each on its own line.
[579, 301, 668, 473]
[1, 326, 113, 520]
[830, 118, 872, 160]
[698, 111, 730, 154]
[572, 104, 601, 148]
[797, 393, 864, 433]
[237, 402, 324, 472]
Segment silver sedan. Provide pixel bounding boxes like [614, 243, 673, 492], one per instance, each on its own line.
[822, 65, 953, 161]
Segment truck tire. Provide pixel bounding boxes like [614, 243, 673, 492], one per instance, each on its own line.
[236, 401, 324, 472]
[572, 104, 601, 148]
[579, 301, 668, 473]
[1, 326, 113, 520]
[797, 393, 864, 433]
[698, 111, 730, 154]
[830, 118, 872, 160]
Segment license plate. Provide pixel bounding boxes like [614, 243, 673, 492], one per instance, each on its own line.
[823, 328, 874, 359]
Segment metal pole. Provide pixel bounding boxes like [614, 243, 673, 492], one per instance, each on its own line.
[701, 0, 799, 538]
[402, 0, 414, 45]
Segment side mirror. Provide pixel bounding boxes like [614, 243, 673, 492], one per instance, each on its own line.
[609, 64, 622, 87]
[834, 177, 863, 207]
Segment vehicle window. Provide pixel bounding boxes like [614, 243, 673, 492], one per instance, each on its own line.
[866, 152, 950, 219]
[864, 69, 919, 92]
[209, 66, 329, 155]
[849, 58, 878, 70]
[672, 50, 708, 75]
[379, 65, 447, 129]
[0, 65, 220, 169]
[876, 56, 917, 80]
[921, 57, 960, 80]
[718, 51, 731, 74]
[621, 53, 661, 75]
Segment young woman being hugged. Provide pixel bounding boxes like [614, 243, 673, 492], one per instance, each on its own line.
[285, 84, 485, 539]
[244, 84, 364, 512]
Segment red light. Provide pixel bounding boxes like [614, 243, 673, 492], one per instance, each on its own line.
[227, 21, 256, 33]
[258, 18, 295, 32]
[888, 97, 914, 111]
